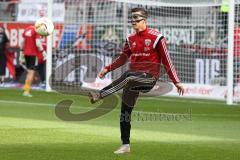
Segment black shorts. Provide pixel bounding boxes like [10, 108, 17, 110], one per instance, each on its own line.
[0, 53, 6, 75]
[25, 55, 37, 70]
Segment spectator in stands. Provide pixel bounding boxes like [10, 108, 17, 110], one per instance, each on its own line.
[0, 26, 9, 85]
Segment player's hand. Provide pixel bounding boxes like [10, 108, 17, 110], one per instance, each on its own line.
[42, 51, 47, 61]
[175, 83, 184, 95]
[19, 51, 25, 64]
[98, 68, 108, 79]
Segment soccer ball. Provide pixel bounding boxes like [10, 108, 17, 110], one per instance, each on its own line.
[35, 17, 54, 36]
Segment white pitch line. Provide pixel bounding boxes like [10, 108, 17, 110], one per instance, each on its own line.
[0, 97, 226, 109]
[0, 99, 90, 110]
[139, 97, 231, 105]
[0, 99, 239, 118]
[0, 100, 54, 107]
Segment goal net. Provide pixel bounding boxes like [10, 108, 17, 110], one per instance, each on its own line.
[49, 0, 240, 103]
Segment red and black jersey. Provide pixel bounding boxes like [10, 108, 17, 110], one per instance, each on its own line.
[105, 27, 180, 84]
[22, 25, 41, 56]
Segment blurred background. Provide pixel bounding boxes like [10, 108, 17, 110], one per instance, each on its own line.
[0, 1, 240, 160]
[0, 0, 239, 103]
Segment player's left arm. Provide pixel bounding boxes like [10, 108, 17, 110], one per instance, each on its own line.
[156, 37, 184, 95]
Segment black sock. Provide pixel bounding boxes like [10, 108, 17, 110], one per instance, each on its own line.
[120, 104, 134, 144]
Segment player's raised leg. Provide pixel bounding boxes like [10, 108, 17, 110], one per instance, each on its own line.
[88, 71, 155, 103]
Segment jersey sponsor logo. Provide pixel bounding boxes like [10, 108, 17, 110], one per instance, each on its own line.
[131, 52, 150, 57]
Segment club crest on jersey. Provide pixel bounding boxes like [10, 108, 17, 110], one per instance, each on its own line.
[145, 39, 151, 46]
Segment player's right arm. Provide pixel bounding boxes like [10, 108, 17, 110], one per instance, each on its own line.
[98, 40, 131, 79]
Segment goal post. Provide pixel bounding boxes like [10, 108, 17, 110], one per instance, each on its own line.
[46, 0, 53, 92]
[47, 0, 240, 104]
[227, 0, 235, 105]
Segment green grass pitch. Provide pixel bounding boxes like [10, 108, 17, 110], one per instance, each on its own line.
[0, 88, 240, 160]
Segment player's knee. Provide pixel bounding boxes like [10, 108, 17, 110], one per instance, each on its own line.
[125, 77, 134, 86]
